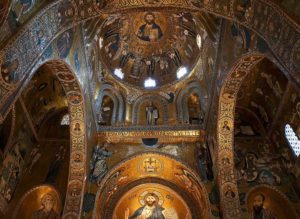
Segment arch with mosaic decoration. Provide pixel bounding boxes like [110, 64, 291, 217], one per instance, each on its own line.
[93, 151, 213, 219]
[217, 53, 266, 219]
[41, 60, 87, 219]
[0, 0, 300, 120]
[0, 58, 88, 219]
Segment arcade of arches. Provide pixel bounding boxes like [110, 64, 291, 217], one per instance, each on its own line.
[0, 1, 300, 219]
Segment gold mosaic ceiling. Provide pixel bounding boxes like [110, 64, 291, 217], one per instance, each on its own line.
[99, 11, 206, 88]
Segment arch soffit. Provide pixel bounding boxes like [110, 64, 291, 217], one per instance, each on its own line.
[235, 105, 267, 136]
[0, 0, 299, 118]
[0, 59, 88, 219]
[40, 60, 87, 219]
[217, 53, 266, 218]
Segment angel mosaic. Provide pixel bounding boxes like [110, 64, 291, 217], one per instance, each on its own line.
[89, 142, 112, 184]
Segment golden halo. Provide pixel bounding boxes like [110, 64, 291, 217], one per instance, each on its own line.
[138, 190, 164, 206]
[143, 12, 156, 21]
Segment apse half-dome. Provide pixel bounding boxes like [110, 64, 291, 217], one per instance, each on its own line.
[99, 11, 204, 88]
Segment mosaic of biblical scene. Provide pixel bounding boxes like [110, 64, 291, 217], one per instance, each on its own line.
[276, 0, 300, 22]
[0, 65, 71, 218]
[235, 139, 291, 187]
[0, 25, 86, 216]
[0, 0, 300, 219]
[0, 0, 47, 44]
[11, 0, 36, 22]
[100, 11, 205, 88]
[0, 101, 33, 212]
[234, 108, 262, 137]
[0, 0, 10, 27]
[234, 139, 300, 217]
[236, 59, 288, 130]
[21, 65, 68, 133]
[269, 83, 300, 200]
[215, 20, 270, 89]
[271, 84, 300, 151]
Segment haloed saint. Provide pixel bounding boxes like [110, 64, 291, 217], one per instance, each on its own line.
[136, 12, 163, 42]
[124, 191, 179, 219]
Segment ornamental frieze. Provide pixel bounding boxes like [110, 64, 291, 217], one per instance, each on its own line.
[98, 128, 205, 143]
[98, 0, 195, 12]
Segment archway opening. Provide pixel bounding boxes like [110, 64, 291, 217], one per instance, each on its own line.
[93, 152, 212, 219]
[217, 55, 300, 218]
[0, 60, 86, 219]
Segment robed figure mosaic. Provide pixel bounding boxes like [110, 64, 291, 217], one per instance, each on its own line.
[30, 193, 59, 219]
[125, 192, 165, 219]
[251, 194, 277, 219]
[89, 142, 112, 184]
[122, 189, 183, 219]
[146, 102, 159, 125]
[136, 12, 163, 42]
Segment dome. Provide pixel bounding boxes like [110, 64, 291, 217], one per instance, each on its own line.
[99, 11, 204, 88]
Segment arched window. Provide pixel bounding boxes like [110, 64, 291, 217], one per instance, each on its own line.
[61, 114, 70, 126]
[285, 124, 300, 156]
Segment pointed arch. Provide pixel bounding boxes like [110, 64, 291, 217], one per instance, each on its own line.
[0, 0, 300, 118]
[0, 59, 88, 219]
[39, 60, 87, 219]
[93, 152, 213, 219]
[217, 53, 265, 219]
